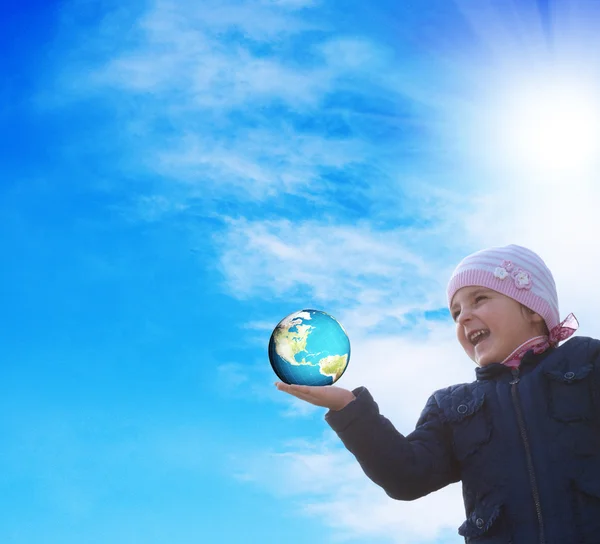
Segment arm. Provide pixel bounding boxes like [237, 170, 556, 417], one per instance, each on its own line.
[325, 386, 460, 500]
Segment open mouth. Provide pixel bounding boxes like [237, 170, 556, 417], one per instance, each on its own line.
[469, 329, 490, 346]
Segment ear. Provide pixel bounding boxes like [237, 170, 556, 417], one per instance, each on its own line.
[529, 312, 547, 335]
[522, 306, 544, 324]
[532, 312, 544, 325]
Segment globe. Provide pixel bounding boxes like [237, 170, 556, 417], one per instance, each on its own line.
[268, 309, 351, 386]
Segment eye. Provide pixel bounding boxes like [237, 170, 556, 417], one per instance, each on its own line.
[475, 295, 487, 303]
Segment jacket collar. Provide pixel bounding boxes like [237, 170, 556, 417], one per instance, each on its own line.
[475, 346, 556, 381]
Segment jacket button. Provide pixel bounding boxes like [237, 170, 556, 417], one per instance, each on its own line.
[457, 404, 468, 414]
[564, 371, 575, 380]
[475, 518, 484, 529]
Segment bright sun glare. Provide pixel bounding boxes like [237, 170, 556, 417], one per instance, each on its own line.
[489, 75, 600, 179]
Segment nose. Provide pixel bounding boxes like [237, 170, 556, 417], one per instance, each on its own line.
[456, 307, 473, 325]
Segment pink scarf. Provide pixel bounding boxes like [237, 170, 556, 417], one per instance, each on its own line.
[501, 313, 579, 368]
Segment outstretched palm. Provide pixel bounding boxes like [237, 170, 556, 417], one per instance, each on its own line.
[275, 381, 355, 411]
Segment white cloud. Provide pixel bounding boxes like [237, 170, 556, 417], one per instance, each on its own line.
[151, 127, 368, 200]
[302, 483, 464, 544]
[213, 217, 462, 311]
[84, 0, 369, 110]
[318, 37, 390, 72]
[52, 0, 416, 211]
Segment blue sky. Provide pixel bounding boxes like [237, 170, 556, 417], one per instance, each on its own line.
[3, 1, 600, 543]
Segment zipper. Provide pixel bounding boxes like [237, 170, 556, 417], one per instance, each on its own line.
[510, 367, 545, 544]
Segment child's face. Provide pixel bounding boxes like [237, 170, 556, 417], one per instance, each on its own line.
[451, 286, 545, 366]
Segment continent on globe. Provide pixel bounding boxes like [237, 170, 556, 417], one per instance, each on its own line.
[271, 312, 314, 366]
[317, 354, 348, 382]
[268, 309, 351, 386]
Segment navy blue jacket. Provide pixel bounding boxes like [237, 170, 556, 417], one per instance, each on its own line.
[325, 336, 600, 543]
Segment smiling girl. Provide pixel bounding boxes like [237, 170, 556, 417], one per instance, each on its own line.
[276, 244, 599, 543]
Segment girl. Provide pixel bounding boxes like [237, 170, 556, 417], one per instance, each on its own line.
[275, 244, 600, 543]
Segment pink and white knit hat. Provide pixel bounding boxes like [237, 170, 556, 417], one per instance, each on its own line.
[447, 244, 578, 350]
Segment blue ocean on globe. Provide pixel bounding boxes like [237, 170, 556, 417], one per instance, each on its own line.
[268, 309, 351, 386]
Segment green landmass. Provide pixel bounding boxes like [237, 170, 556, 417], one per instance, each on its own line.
[318, 354, 348, 381]
[274, 321, 315, 366]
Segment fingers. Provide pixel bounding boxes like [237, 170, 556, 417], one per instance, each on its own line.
[275, 381, 292, 391]
[275, 382, 314, 394]
[275, 381, 307, 396]
[275, 381, 321, 404]
[274, 381, 353, 411]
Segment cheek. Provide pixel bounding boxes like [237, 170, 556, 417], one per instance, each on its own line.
[456, 327, 471, 350]
[480, 304, 499, 326]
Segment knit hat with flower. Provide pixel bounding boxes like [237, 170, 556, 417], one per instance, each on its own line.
[446, 244, 578, 367]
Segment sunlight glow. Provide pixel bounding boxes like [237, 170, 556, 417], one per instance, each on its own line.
[488, 74, 600, 179]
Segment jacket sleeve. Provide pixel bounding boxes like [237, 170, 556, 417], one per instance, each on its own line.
[592, 338, 600, 413]
[324, 386, 460, 501]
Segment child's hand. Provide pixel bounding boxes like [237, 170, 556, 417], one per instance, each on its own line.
[275, 381, 356, 411]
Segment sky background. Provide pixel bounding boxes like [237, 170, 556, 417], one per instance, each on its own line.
[3, 0, 600, 543]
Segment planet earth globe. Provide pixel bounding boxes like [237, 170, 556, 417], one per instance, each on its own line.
[268, 309, 350, 386]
